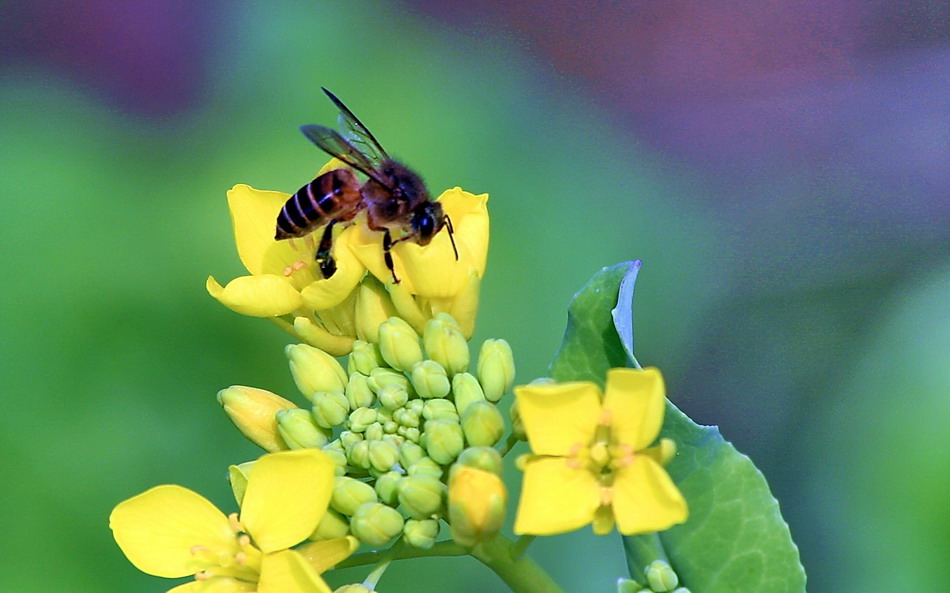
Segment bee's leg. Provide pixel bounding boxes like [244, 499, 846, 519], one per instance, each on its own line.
[443, 215, 459, 260]
[315, 220, 338, 279]
[382, 230, 400, 284]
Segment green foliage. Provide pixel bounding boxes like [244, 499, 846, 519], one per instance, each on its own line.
[550, 263, 807, 592]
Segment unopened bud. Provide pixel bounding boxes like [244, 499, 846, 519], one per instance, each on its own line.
[348, 340, 383, 375]
[276, 408, 331, 449]
[448, 466, 506, 547]
[374, 471, 403, 505]
[331, 476, 378, 516]
[312, 391, 350, 429]
[615, 578, 642, 593]
[347, 440, 370, 469]
[292, 316, 353, 357]
[368, 440, 400, 473]
[322, 444, 347, 476]
[399, 426, 421, 443]
[347, 407, 378, 433]
[217, 386, 296, 452]
[310, 508, 350, 540]
[410, 360, 451, 399]
[455, 446, 503, 476]
[393, 407, 420, 428]
[399, 441, 426, 469]
[422, 419, 465, 465]
[286, 344, 347, 399]
[364, 422, 384, 442]
[476, 339, 515, 402]
[645, 560, 679, 592]
[408, 457, 444, 479]
[350, 502, 404, 547]
[339, 430, 363, 450]
[368, 368, 412, 394]
[354, 276, 397, 344]
[461, 401, 505, 447]
[423, 314, 469, 376]
[398, 474, 445, 519]
[451, 372, 485, 416]
[422, 398, 459, 423]
[378, 317, 424, 371]
[345, 373, 376, 409]
[377, 383, 409, 410]
[403, 518, 439, 549]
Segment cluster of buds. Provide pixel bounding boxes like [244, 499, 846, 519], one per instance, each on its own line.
[616, 561, 690, 593]
[219, 312, 514, 550]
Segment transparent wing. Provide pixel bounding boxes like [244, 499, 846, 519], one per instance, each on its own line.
[299, 124, 389, 187]
[322, 87, 390, 166]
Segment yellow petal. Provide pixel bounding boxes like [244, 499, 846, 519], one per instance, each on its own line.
[438, 188, 489, 277]
[513, 457, 600, 535]
[168, 578, 256, 593]
[603, 367, 666, 450]
[109, 485, 235, 578]
[207, 275, 302, 317]
[296, 536, 359, 573]
[612, 455, 688, 535]
[240, 450, 335, 553]
[514, 381, 602, 456]
[257, 550, 332, 593]
[299, 227, 366, 310]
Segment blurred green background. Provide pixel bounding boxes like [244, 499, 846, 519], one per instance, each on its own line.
[1, 1, 948, 591]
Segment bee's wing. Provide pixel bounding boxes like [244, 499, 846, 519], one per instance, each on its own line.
[299, 124, 390, 188]
[322, 87, 390, 165]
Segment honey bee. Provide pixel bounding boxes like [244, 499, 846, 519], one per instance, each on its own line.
[275, 88, 457, 284]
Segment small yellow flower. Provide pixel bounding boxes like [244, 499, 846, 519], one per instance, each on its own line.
[208, 162, 490, 351]
[513, 368, 687, 536]
[110, 449, 357, 593]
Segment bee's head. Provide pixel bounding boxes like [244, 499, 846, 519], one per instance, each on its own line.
[411, 202, 443, 245]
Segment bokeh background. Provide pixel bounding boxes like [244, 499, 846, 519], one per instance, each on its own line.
[1, 1, 947, 591]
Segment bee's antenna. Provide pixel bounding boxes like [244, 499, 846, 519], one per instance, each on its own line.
[443, 215, 459, 260]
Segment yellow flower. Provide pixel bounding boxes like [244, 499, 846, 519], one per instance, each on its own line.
[513, 368, 687, 536]
[110, 449, 357, 593]
[207, 161, 490, 352]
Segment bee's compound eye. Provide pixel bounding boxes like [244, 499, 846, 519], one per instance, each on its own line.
[418, 214, 435, 238]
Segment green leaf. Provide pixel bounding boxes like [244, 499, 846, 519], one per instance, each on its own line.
[549, 264, 807, 593]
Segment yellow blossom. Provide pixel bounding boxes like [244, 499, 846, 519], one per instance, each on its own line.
[513, 368, 687, 536]
[110, 449, 357, 593]
[207, 161, 490, 351]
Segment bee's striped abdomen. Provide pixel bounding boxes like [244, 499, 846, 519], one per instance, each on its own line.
[275, 167, 361, 240]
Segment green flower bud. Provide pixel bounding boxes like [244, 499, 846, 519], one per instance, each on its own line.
[368, 368, 412, 394]
[399, 441, 426, 469]
[348, 340, 383, 375]
[451, 372, 485, 416]
[422, 398, 460, 423]
[354, 276, 397, 344]
[350, 502, 405, 547]
[615, 578, 642, 593]
[476, 339, 515, 402]
[331, 476, 378, 516]
[448, 466, 506, 548]
[410, 360, 451, 399]
[403, 518, 439, 549]
[398, 474, 446, 519]
[276, 408, 331, 449]
[399, 426, 421, 443]
[339, 430, 364, 450]
[347, 407, 378, 433]
[671, 588, 691, 593]
[377, 317, 424, 371]
[455, 446, 503, 476]
[347, 440, 371, 469]
[345, 372, 376, 409]
[393, 407, 420, 428]
[322, 444, 348, 476]
[310, 508, 350, 540]
[645, 560, 679, 592]
[364, 422, 385, 442]
[368, 440, 400, 473]
[377, 383, 409, 410]
[217, 386, 295, 452]
[374, 470, 403, 505]
[422, 419, 465, 465]
[408, 457, 443, 479]
[460, 401, 505, 447]
[382, 433, 403, 449]
[286, 343, 347, 399]
[312, 390, 349, 429]
[423, 314, 470, 376]
[509, 399, 526, 441]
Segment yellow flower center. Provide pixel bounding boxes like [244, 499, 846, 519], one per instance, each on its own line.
[190, 513, 263, 583]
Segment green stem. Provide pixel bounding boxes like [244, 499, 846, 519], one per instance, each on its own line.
[335, 540, 467, 569]
[470, 535, 566, 593]
[621, 532, 668, 584]
[497, 433, 520, 457]
[510, 534, 535, 560]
